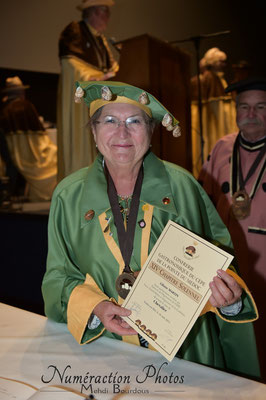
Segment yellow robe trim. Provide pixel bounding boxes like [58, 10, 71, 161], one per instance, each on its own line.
[98, 212, 125, 274]
[140, 204, 154, 267]
[67, 273, 109, 344]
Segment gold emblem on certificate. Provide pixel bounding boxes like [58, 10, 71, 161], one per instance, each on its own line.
[231, 190, 251, 220]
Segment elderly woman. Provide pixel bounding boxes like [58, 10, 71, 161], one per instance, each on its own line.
[42, 81, 259, 379]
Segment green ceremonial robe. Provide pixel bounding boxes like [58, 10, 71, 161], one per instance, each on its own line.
[42, 151, 260, 379]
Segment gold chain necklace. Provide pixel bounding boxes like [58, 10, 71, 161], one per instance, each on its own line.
[117, 194, 133, 218]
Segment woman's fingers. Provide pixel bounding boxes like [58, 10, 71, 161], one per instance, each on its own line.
[93, 301, 137, 335]
[209, 269, 242, 308]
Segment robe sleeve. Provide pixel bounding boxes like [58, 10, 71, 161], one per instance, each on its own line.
[41, 191, 112, 344]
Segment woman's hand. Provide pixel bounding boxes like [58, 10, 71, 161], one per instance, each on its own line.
[209, 269, 242, 308]
[93, 301, 137, 336]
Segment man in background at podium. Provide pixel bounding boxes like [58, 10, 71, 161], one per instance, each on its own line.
[191, 47, 237, 177]
[57, 0, 119, 180]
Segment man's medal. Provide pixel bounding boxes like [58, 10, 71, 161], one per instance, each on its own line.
[231, 189, 251, 220]
[230, 133, 266, 220]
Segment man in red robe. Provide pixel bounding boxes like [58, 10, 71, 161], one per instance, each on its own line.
[199, 77, 266, 382]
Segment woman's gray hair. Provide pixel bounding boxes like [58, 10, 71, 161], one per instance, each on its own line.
[89, 106, 104, 128]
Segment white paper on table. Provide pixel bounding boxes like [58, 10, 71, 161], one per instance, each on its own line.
[0, 377, 87, 400]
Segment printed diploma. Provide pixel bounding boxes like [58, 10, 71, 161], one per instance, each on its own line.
[122, 220, 234, 361]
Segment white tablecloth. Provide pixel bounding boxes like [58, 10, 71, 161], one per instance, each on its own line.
[0, 303, 265, 399]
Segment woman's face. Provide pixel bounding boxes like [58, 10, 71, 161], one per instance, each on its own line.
[91, 103, 153, 168]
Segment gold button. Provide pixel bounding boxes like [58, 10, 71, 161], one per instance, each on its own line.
[84, 210, 95, 221]
[162, 197, 170, 205]
[142, 204, 149, 211]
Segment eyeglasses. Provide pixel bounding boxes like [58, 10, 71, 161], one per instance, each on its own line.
[94, 116, 149, 132]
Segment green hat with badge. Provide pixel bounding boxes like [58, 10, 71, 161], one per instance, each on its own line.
[74, 80, 181, 137]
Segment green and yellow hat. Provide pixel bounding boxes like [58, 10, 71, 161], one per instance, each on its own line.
[74, 81, 181, 137]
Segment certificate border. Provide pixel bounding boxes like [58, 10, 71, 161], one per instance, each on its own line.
[124, 220, 233, 359]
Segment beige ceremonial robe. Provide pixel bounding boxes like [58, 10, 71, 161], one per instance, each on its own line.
[191, 70, 237, 177]
[57, 21, 119, 181]
[0, 97, 57, 201]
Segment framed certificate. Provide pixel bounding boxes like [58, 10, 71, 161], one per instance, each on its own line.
[122, 220, 234, 361]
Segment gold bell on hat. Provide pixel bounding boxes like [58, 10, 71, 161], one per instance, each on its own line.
[74, 86, 84, 103]
[138, 92, 149, 105]
[162, 113, 173, 128]
[101, 86, 113, 101]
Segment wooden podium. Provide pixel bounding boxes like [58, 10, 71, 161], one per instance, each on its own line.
[112, 34, 192, 171]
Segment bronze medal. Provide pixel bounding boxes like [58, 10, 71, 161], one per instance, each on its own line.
[115, 270, 136, 299]
[231, 190, 251, 220]
[106, 164, 144, 300]
[230, 134, 266, 221]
